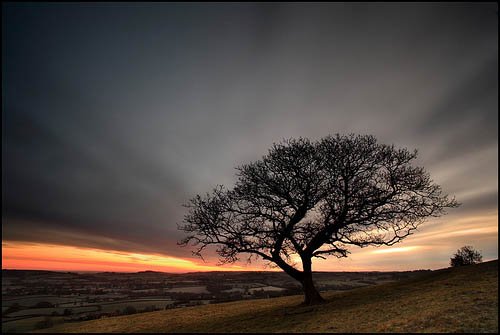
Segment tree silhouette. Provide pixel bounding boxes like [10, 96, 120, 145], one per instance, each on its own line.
[450, 245, 483, 267]
[179, 134, 459, 305]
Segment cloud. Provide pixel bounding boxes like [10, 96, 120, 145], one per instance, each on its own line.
[415, 56, 498, 165]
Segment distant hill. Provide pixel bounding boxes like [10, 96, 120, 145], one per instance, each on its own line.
[35, 260, 498, 333]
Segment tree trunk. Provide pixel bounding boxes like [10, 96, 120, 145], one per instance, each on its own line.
[301, 271, 325, 305]
[275, 254, 325, 305]
[301, 257, 325, 305]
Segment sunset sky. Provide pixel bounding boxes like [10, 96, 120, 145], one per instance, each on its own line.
[2, 3, 498, 273]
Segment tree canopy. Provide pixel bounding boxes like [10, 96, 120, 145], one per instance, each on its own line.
[179, 134, 459, 304]
[450, 245, 483, 267]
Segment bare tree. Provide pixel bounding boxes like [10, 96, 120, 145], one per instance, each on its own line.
[450, 246, 483, 267]
[179, 134, 459, 305]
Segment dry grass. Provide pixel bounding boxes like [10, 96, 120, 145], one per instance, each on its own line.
[35, 260, 498, 333]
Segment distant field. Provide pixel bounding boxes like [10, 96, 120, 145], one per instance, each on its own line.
[2, 297, 175, 332]
[7, 306, 98, 318]
[36, 260, 498, 333]
[165, 286, 209, 294]
[58, 302, 89, 308]
[316, 279, 367, 287]
[248, 286, 286, 293]
[97, 299, 174, 313]
[2, 296, 82, 307]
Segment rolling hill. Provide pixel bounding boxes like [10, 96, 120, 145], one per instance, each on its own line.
[35, 260, 498, 333]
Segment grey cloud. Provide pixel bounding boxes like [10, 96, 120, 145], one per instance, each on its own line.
[456, 190, 499, 214]
[415, 56, 498, 164]
[2, 217, 190, 259]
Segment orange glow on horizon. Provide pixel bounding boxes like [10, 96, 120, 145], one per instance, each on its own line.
[1, 242, 267, 273]
[2, 213, 497, 273]
[371, 246, 422, 254]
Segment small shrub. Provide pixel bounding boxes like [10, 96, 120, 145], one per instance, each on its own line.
[450, 246, 483, 267]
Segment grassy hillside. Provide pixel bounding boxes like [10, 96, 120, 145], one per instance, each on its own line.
[36, 260, 498, 333]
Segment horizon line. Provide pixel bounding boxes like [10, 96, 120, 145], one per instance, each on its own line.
[4, 259, 499, 274]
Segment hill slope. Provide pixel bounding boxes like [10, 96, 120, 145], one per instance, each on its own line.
[37, 260, 498, 333]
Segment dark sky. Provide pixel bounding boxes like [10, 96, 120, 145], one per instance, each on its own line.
[2, 3, 498, 268]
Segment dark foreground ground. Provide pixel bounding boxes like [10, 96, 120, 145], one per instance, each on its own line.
[3, 267, 427, 332]
[35, 260, 498, 333]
